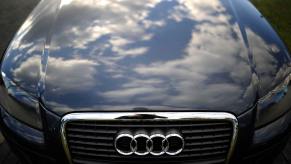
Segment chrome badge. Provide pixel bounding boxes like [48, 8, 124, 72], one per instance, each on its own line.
[114, 130, 184, 156]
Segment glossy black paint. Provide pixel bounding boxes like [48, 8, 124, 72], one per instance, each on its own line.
[0, 0, 290, 118]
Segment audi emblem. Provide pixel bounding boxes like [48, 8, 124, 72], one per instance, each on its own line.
[114, 130, 184, 156]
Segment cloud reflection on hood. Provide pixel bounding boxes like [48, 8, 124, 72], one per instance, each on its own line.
[2, 0, 290, 115]
[41, 0, 260, 114]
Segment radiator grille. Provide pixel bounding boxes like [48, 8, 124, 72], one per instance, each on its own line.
[61, 113, 237, 164]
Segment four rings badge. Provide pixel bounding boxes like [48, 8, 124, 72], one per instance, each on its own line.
[114, 130, 184, 156]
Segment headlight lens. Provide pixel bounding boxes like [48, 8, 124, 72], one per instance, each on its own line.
[0, 72, 42, 129]
[1, 109, 44, 144]
[256, 74, 291, 128]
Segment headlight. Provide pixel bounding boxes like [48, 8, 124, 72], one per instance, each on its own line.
[256, 74, 291, 128]
[1, 108, 44, 144]
[0, 72, 42, 129]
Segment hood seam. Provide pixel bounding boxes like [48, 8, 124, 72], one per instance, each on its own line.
[38, 0, 63, 105]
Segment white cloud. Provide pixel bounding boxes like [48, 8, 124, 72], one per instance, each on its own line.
[13, 55, 41, 82]
[45, 57, 98, 92]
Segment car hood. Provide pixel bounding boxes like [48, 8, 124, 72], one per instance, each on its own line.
[2, 0, 291, 116]
[43, 0, 260, 115]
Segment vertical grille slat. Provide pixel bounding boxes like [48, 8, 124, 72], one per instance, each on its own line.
[62, 112, 237, 164]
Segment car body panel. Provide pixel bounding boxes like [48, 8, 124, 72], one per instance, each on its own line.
[0, 0, 60, 127]
[1, 0, 290, 116]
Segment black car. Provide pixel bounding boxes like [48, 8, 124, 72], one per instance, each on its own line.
[1, 0, 291, 163]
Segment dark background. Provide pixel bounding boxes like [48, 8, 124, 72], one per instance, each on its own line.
[0, 0, 290, 163]
[0, 0, 39, 55]
[252, 0, 291, 51]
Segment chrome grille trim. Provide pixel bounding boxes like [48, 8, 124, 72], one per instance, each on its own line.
[60, 112, 238, 164]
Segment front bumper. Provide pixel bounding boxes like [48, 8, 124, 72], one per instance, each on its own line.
[0, 106, 291, 164]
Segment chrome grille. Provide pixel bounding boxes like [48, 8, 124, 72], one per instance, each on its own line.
[61, 112, 238, 164]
